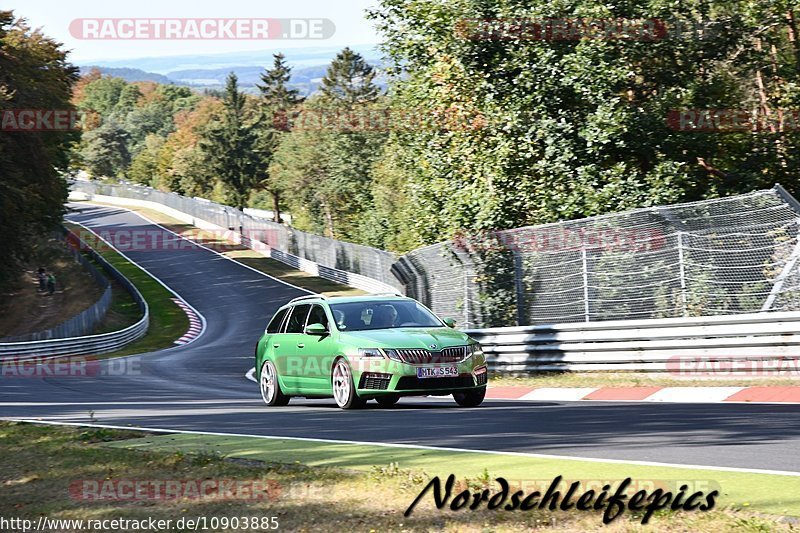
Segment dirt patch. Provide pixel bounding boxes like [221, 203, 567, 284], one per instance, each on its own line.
[0, 237, 104, 338]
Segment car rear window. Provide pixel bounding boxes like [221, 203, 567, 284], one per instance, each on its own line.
[285, 304, 311, 333]
[266, 308, 289, 333]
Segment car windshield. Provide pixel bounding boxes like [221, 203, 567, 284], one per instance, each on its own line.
[329, 300, 442, 331]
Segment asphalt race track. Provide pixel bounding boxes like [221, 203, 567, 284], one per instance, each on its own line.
[2, 204, 800, 474]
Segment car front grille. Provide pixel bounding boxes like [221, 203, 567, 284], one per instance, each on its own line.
[395, 346, 467, 365]
[396, 375, 475, 390]
[359, 372, 391, 390]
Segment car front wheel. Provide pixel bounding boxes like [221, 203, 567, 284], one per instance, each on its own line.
[260, 360, 290, 406]
[453, 386, 486, 407]
[332, 358, 365, 409]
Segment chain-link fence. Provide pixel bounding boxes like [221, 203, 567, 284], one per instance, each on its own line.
[71, 180, 402, 293]
[72, 180, 800, 329]
[395, 185, 800, 328]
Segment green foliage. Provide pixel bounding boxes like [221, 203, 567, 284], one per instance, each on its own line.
[0, 10, 77, 288]
[271, 48, 385, 240]
[199, 73, 263, 210]
[80, 119, 130, 178]
[319, 47, 380, 106]
[254, 53, 304, 222]
[128, 134, 165, 186]
[368, 0, 800, 248]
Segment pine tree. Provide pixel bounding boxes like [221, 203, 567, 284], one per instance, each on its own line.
[319, 47, 379, 107]
[255, 54, 303, 222]
[201, 73, 261, 211]
[257, 53, 301, 111]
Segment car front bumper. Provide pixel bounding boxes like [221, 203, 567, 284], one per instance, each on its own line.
[350, 356, 488, 396]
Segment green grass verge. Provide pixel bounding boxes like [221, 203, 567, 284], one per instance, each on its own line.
[78, 251, 141, 334]
[107, 432, 800, 519]
[64, 221, 189, 358]
[1, 421, 790, 531]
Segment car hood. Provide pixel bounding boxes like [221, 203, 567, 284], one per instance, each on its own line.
[339, 327, 470, 350]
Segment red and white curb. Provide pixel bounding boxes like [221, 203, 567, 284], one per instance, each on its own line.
[487, 386, 800, 404]
[173, 298, 204, 345]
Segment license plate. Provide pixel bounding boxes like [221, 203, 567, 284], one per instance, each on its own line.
[416, 366, 458, 379]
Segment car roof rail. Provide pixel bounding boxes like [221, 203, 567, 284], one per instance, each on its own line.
[367, 292, 405, 297]
[288, 294, 326, 304]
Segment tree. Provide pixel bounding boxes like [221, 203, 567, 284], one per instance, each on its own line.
[80, 119, 130, 178]
[0, 10, 78, 287]
[257, 53, 301, 110]
[272, 48, 385, 240]
[128, 134, 164, 186]
[319, 47, 380, 106]
[367, 0, 800, 249]
[155, 97, 221, 197]
[200, 73, 262, 211]
[255, 53, 302, 222]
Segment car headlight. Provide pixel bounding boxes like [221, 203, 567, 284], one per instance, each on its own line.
[383, 349, 402, 361]
[468, 344, 483, 357]
[358, 348, 384, 358]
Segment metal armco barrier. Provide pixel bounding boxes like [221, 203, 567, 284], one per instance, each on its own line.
[70, 180, 402, 295]
[0, 229, 149, 360]
[465, 311, 800, 372]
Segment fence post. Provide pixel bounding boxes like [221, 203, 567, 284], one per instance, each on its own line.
[513, 250, 526, 326]
[581, 247, 590, 322]
[463, 265, 470, 328]
[677, 231, 687, 316]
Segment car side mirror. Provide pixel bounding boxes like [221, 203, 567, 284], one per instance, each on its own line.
[305, 323, 328, 335]
[443, 317, 457, 328]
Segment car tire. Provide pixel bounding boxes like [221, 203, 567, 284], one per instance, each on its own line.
[260, 360, 290, 406]
[375, 394, 400, 407]
[332, 358, 365, 409]
[453, 386, 486, 407]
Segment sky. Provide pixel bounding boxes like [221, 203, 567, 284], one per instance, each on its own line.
[8, 0, 382, 63]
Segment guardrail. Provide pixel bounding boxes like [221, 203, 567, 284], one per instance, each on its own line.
[70, 181, 402, 295]
[0, 228, 149, 360]
[465, 310, 800, 373]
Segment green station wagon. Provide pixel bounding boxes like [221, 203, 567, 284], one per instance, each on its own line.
[255, 294, 488, 409]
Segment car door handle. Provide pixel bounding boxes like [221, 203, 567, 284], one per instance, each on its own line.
[297, 343, 305, 348]
[273, 344, 280, 348]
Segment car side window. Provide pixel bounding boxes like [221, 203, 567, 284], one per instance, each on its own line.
[307, 305, 329, 330]
[267, 308, 289, 334]
[285, 304, 311, 333]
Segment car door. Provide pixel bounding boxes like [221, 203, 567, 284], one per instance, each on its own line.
[277, 304, 311, 390]
[262, 306, 289, 369]
[296, 304, 336, 394]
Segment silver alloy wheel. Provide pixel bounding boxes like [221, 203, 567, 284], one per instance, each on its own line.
[260, 361, 276, 405]
[332, 360, 351, 407]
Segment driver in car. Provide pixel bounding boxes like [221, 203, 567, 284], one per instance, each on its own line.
[371, 305, 398, 329]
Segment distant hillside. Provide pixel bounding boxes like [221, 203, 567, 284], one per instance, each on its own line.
[167, 63, 386, 95]
[79, 66, 175, 84]
[78, 45, 387, 96]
